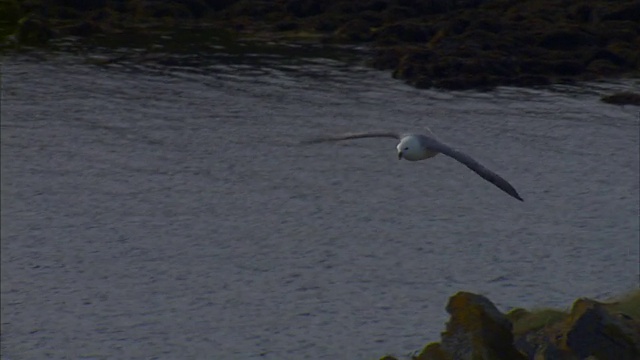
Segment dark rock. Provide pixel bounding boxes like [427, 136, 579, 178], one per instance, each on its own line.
[48, 0, 107, 12]
[415, 0, 475, 15]
[447, 18, 471, 36]
[359, 10, 385, 29]
[359, 0, 388, 13]
[368, 0, 638, 90]
[454, 30, 503, 51]
[179, 0, 210, 18]
[512, 296, 640, 359]
[601, 92, 640, 106]
[532, 343, 571, 360]
[510, 309, 569, 359]
[569, 4, 595, 23]
[66, 20, 102, 36]
[587, 59, 622, 75]
[334, 18, 374, 42]
[379, 355, 399, 360]
[605, 42, 639, 68]
[505, 308, 529, 323]
[285, 0, 327, 17]
[510, 75, 552, 87]
[371, 46, 407, 70]
[383, 291, 640, 360]
[375, 21, 434, 44]
[147, 3, 196, 19]
[223, 0, 283, 18]
[537, 29, 596, 50]
[47, 5, 82, 20]
[16, 15, 54, 44]
[274, 20, 299, 32]
[588, 44, 630, 62]
[595, 20, 640, 43]
[436, 292, 526, 360]
[518, 59, 549, 75]
[414, 342, 451, 360]
[433, 75, 498, 90]
[202, 0, 237, 12]
[550, 60, 585, 76]
[6, 0, 640, 91]
[412, 76, 434, 89]
[467, 19, 504, 33]
[601, 2, 640, 21]
[562, 298, 640, 359]
[381, 5, 417, 22]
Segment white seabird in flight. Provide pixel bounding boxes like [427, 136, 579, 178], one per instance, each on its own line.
[304, 129, 523, 201]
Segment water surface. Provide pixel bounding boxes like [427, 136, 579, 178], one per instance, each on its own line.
[1, 38, 639, 359]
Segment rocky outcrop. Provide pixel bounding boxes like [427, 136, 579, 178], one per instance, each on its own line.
[517, 298, 640, 360]
[601, 92, 640, 106]
[3, 0, 639, 90]
[414, 292, 526, 360]
[565, 299, 639, 359]
[364, 0, 640, 90]
[382, 291, 640, 360]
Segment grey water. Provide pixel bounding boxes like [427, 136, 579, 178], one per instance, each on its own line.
[1, 38, 638, 359]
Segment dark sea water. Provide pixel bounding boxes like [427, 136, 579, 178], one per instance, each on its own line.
[1, 37, 638, 359]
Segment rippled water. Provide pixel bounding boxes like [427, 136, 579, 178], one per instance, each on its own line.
[1, 38, 639, 359]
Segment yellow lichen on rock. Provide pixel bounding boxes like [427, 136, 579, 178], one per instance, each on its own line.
[414, 342, 453, 360]
[430, 292, 526, 360]
[384, 290, 640, 360]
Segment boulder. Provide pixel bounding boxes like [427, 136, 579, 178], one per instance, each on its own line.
[375, 21, 434, 44]
[512, 297, 640, 360]
[15, 15, 54, 45]
[385, 291, 640, 360]
[415, 342, 452, 360]
[601, 92, 640, 105]
[561, 298, 640, 360]
[417, 292, 526, 360]
[536, 29, 596, 51]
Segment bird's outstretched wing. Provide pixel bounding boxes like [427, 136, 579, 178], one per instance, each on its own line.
[301, 131, 401, 144]
[418, 135, 524, 201]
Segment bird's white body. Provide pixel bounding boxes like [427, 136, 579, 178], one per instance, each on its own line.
[397, 135, 439, 161]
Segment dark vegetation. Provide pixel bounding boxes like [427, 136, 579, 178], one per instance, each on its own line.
[2, 0, 638, 97]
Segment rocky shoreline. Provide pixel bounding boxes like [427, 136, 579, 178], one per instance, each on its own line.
[383, 290, 640, 360]
[3, 1, 639, 102]
[3, 1, 639, 94]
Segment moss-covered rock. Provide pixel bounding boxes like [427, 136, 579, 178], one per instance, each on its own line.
[15, 14, 54, 45]
[375, 21, 434, 44]
[414, 342, 452, 360]
[415, 292, 526, 360]
[334, 18, 375, 42]
[511, 291, 640, 360]
[384, 290, 640, 360]
[380, 355, 399, 360]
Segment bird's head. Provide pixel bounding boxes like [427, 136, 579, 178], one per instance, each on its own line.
[396, 135, 422, 161]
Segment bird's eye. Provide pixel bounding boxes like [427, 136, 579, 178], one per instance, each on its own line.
[404, 147, 409, 151]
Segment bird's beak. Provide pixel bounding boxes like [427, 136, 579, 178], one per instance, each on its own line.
[398, 152, 403, 160]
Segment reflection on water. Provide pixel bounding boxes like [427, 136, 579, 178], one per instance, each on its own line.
[1, 35, 639, 359]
